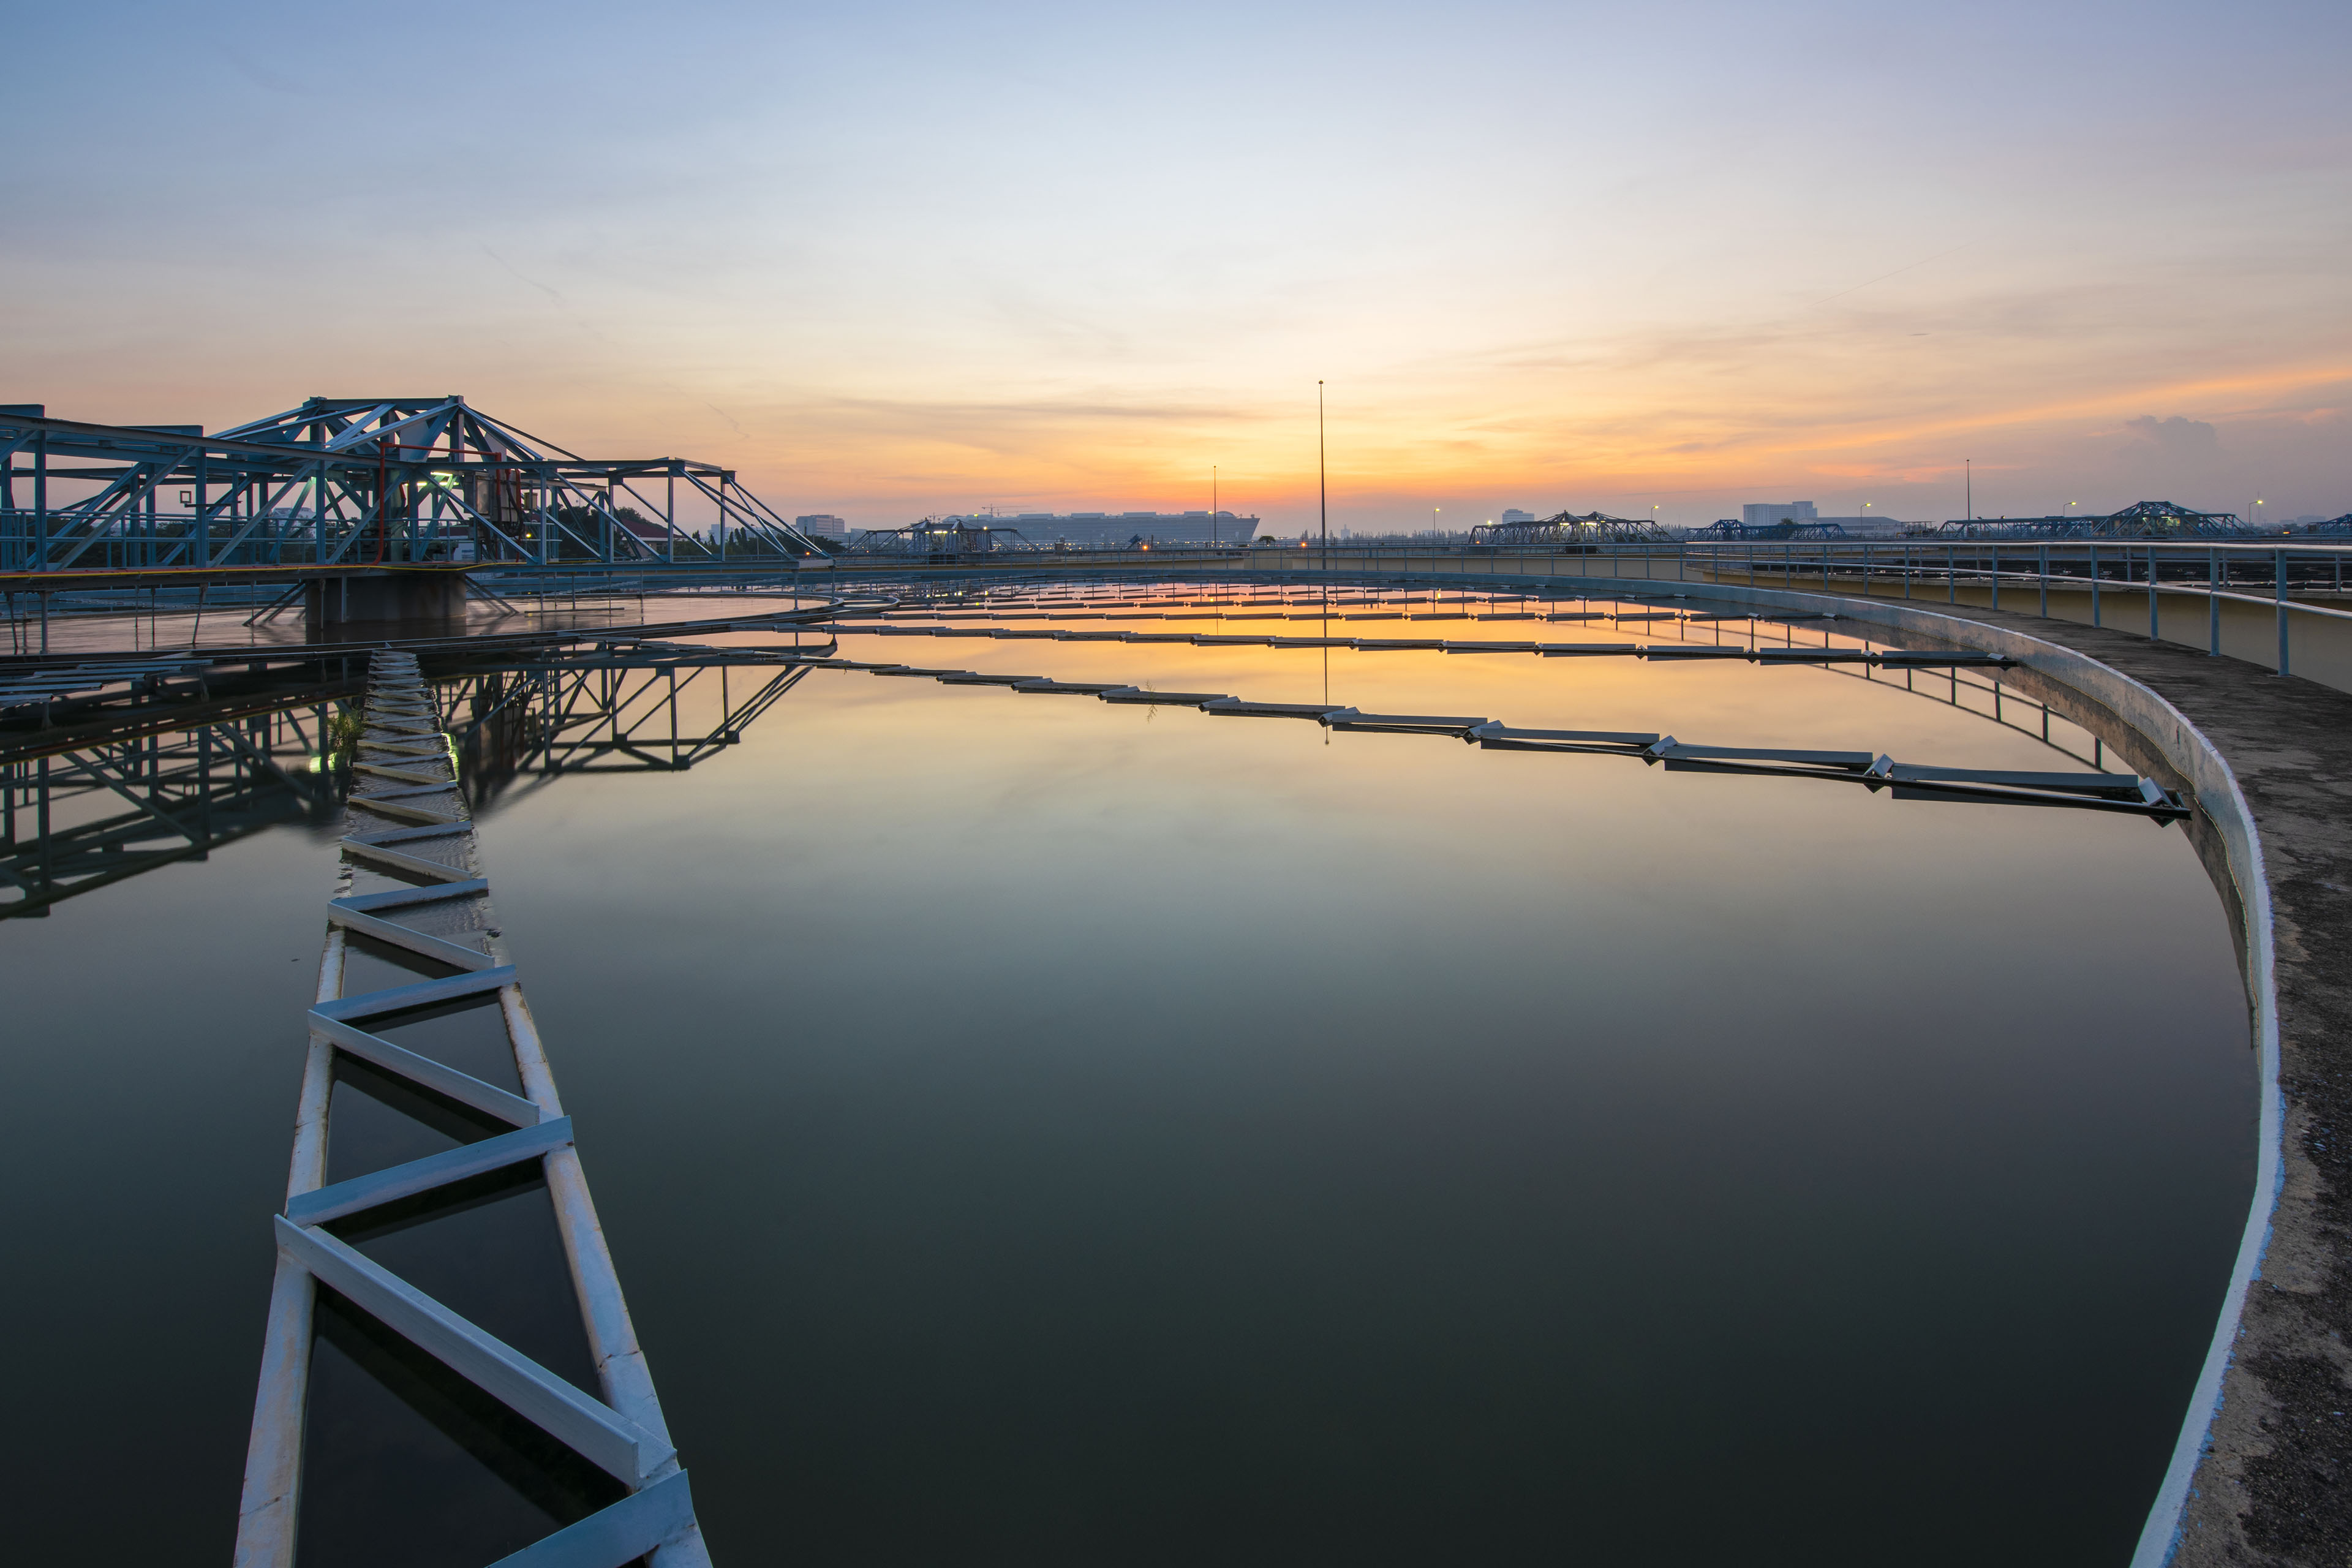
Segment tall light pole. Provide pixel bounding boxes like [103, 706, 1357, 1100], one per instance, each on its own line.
[1212, 464, 1218, 549]
[1317, 380, 1330, 715]
[1966, 458, 1973, 521]
[1431, 505, 1439, 537]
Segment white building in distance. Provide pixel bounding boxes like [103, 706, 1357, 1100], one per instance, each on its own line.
[1743, 501, 1817, 528]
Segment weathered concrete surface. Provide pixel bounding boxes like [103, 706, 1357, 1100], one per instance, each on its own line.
[1894, 603, 2352, 1566]
[303, 567, 469, 636]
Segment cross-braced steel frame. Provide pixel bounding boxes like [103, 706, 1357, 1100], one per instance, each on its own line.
[0, 398, 822, 575]
[1469, 511, 1675, 547]
[2, 647, 818, 916]
[1931, 499, 2252, 540]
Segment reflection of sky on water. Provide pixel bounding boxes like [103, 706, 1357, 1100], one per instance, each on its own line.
[1, 622, 2250, 1565]
[489, 638, 2245, 1564]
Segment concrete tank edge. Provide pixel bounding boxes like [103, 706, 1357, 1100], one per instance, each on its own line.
[1242, 566, 2275, 1564]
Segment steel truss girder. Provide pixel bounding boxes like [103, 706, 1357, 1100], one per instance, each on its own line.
[2, 398, 824, 575]
[1689, 519, 1853, 541]
[1471, 511, 1676, 547]
[1934, 500, 2252, 540]
[845, 519, 1044, 557]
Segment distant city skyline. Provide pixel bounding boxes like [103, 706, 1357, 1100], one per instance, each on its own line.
[4, 1, 2344, 532]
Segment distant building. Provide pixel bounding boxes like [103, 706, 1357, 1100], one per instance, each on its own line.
[1500, 508, 1536, 526]
[1743, 502, 1817, 529]
[795, 514, 851, 538]
[943, 511, 1261, 547]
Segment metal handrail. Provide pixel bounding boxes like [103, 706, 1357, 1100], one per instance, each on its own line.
[999, 538, 2351, 679]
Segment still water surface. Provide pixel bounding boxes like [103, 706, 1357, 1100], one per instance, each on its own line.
[2, 597, 2253, 1564]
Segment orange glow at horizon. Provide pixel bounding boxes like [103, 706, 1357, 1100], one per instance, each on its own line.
[6, 4, 2345, 530]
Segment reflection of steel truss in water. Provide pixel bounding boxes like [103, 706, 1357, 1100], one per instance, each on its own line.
[0, 601, 2184, 927]
[0, 650, 822, 916]
[437, 652, 817, 812]
[0, 699, 342, 918]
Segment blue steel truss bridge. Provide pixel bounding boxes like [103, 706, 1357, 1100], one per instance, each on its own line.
[0, 397, 824, 579]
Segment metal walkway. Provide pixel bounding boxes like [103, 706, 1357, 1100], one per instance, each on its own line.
[236, 649, 708, 1567]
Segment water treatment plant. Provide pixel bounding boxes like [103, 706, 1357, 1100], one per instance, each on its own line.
[6, 402, 2351, 1568]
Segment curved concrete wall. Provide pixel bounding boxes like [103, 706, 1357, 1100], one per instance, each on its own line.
[1245, 567, 2277, 1566]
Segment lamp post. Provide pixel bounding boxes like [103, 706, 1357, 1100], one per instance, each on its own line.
[1318, 381, 1327, 573]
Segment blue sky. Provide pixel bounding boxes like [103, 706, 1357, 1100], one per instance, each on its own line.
[5, 0, 2346, 528]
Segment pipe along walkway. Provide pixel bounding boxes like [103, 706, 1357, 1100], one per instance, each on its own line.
[235, 650, 709, 1568]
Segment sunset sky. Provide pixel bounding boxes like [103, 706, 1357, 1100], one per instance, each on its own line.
[6, 0, 2346, 530]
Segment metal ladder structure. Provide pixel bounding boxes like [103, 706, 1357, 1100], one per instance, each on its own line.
[235, 649, 708, 1567]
